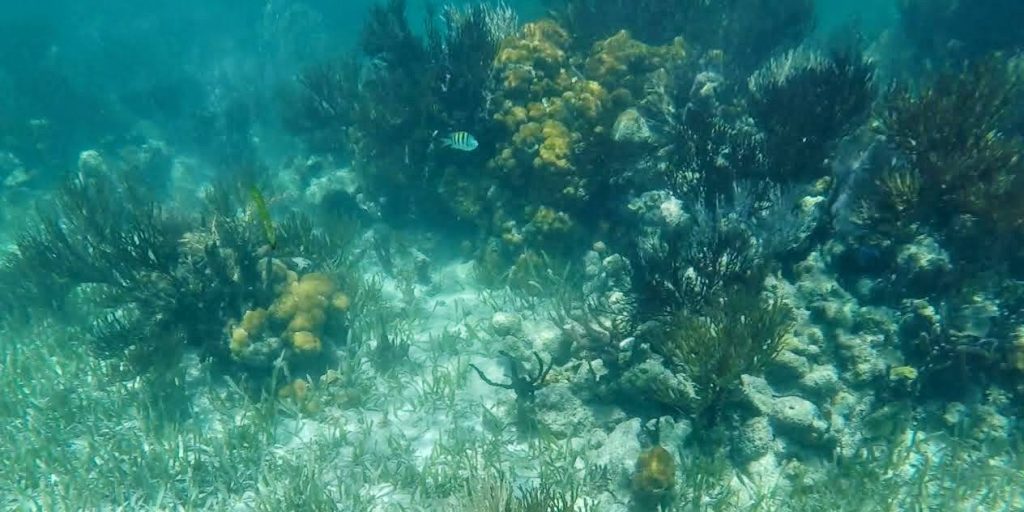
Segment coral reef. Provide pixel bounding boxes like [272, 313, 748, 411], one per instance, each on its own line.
[481, 21, 703, 266]
[829, 59, 1024, 404]
[7, 2, 1024, 509]
[653, 292, 793, 422]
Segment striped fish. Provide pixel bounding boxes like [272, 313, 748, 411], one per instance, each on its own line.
[441, 131, 479, 151]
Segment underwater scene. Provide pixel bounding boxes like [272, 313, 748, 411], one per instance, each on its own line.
[2, 0, 1024, 510]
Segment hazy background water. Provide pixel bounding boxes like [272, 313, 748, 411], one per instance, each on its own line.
[0, 0, 894, 178]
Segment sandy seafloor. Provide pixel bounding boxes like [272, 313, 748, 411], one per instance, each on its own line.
[3, 158, 1018, 511]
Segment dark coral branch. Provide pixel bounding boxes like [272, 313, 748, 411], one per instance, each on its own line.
[874, 56, 1024, 250]
[749, 47, 875, 182]
[470, 350, 553, 402]
[655, 291, 793, 420]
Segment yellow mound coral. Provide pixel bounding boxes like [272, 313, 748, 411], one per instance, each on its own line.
[332, 292, 351, 312]
[229, 266, 349, 359]
[481, 21, 698, 268]
[242, 308, 269, 332]
[229, 308, 269, 354]
[271, 273, 335, 320]
[528, 206, 573, 235]
[490, 20, 610, 212]
[585, 30, 688, 101]
[632, 445, 676, 506]
[495, 20, 570, 95]
[290, 330, 322, 353]
[536, 120, 574, 170]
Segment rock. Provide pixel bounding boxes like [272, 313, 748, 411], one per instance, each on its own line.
[3, 167, 31, 188]
[835, 332, 886, 383]
[589, 418, 643, 487]
[690, 71, 723, 102]
[739, 375, 775, 414]
[306, 168, 358, 203]
[612, 108, 654, 144]
[77, 149, 107, 177]
[799, 365, 840, 398]
[619, 358, 698, 412]
[628, 190, 690, 230]
[949, 294, 1000, 340]
[895, 235, 951, 293]
[770, 396, 829, 446]
[649, 416, 691, 449]
[0, 151, 28, 187]
[809, 299, 854, 331]
[658, 196, 686, 227]
[536, 383, 593, 438]
[766, 350, 811, 384]
[491, 312, 523, 337]
[732, 416, 776, 463]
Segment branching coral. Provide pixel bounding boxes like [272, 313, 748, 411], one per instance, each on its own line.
[470, 351, 553, 403]
[470, 350, 554, 435]
[658, 98, 768, 200]
[872, 56, 1024, 260]
[428, 4, 518, 129]
[280, 58, 358, 154]
[654, 291, 793, 421]
[284, 0, 514, 225]
[2, 171, 192, 363]
[748, 47, 875, 182]
[630, 181, 810, 315]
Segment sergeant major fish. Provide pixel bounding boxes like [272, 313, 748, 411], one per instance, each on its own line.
[440, 131, 479, 151]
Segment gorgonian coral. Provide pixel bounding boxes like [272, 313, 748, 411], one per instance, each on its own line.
[748, 47, 875, 182]
[873, 57, 1024, 257]
[283, 0, 515, 225]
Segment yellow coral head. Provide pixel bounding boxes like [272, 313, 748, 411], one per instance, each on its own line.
[633, 445, 676, 496]
[291, 331, 322, 354]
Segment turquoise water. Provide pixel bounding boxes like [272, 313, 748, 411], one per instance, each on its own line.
[1, 1, 1022, 510]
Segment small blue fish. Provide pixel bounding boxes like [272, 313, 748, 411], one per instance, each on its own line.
[441, 131, 479, 151]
